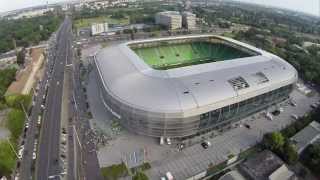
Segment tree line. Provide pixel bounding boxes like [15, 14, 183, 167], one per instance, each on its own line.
[0, 13, 63, 54]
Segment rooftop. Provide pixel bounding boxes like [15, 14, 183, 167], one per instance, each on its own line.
[94, 35, 297, 115]
[157, 11, 181, 16]
[291, 121, 320, 154]
[240, 150, 284, 180]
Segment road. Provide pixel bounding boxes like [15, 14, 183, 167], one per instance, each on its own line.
[18, 20, 60, 180]
[36, 17, 72, 180]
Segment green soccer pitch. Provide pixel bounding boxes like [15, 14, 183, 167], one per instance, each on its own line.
[132, 41, 252, 70]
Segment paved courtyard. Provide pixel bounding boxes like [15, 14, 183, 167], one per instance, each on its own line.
[83, 45, 320, 179]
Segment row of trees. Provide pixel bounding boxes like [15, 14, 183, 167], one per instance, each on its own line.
[194, 2, 320, 35]
[0, 94, 32, 177]
[0, 68, 17, 104]
[0, 13, 63, 53]
[0, 66, 31, 176]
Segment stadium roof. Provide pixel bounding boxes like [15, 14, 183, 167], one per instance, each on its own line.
[95, 35, 297, 116]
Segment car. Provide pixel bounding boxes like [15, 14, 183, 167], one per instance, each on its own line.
[291, 114, 299, 120]
[166, 172, 174, 180]
[201, 142, 208, 149]
[271, 110, 280, 116]
[244, 124, 251, 129]
[166, 137, 171, 145]
[160, 136, 164, 145]
[32, 152, 36, 160]
[289, 100, 297, 107]
[201, 141, 211, 149]
[18, 146, 24, 159]
[311, 104, 317, 109]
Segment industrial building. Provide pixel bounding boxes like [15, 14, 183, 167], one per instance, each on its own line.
[155, 11, 182, 30]
[93, 35, 297, 138]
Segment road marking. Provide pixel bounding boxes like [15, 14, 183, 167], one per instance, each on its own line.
[73, 94, 78, 110]
[73, 125, 82, 149]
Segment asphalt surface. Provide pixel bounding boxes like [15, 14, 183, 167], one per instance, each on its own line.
[35, 17, 72, 180]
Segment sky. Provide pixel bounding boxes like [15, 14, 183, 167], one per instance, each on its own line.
[0, 0, 319, 16]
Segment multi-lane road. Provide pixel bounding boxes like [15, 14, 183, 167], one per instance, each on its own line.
[18, 18, 64, 180]
[18, 16, 102, 180]
[36, 17, 72, 180]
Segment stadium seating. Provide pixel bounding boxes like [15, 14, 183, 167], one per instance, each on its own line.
[133, 41, 251, 69]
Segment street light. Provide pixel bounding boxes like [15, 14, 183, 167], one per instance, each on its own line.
[6, 138, 19, 159]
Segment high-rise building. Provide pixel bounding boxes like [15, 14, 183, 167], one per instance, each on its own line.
[182, 11, 196, 30]
[155, 11, 182, 30]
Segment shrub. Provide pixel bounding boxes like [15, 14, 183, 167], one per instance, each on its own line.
[262, 132, 284, 153]
[133, 171, 148, 180]
[281, 141, 298, 165]
[101, 162, 128, 180]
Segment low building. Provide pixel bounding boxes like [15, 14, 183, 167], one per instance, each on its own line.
[155, 11, 182, 30]
[291, 121, 320, 154]
[240, 150, 296, 180]
[182, 11, 196, 30]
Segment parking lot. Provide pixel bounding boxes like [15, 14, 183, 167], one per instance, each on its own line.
[145, 89, 320, 179]
[81, 44, 320, 179]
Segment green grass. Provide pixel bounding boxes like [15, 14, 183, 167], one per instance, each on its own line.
[133, 42, 251, 70]
[74, 16, 130, 28]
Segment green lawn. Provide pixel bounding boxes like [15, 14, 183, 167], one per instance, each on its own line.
[74, 16, 130, 28]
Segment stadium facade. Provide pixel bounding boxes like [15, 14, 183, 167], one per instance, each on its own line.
[93, 35, 298, 138]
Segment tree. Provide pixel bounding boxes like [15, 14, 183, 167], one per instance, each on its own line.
[0, 140, 16, 177]
[281, 141, 298, 165]
[300, 144, 320, 175]
[6, 109, 25, 141]
[262, 132, 285, 153]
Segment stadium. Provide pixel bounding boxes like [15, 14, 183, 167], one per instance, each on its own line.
[93, 35, 298, 138]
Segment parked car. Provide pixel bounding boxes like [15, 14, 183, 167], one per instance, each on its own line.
[291, 114, 299, 120]
[201, 141, 211, 149]
[166, 137, 171, 145]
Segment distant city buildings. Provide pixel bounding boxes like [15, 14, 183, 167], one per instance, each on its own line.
[91, 22, 109, 35]
[75, 0, 137, 10]
[155, 11, 196, 30]
[8, 8, 54, 20]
